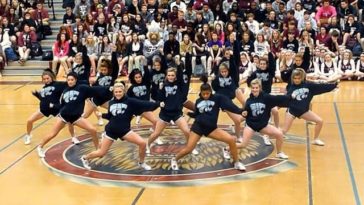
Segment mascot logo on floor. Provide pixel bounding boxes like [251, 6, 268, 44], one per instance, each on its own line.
[43, 125, 297, 187]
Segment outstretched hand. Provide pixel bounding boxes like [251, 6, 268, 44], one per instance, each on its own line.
[31, 90, 41, 100]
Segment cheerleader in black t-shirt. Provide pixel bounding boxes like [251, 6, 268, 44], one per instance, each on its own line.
[281, 68, 338, 146]
[24, 69, 76, 145]
[237, 79, 290, 159]
[170, 76, 246, 171]
[37, 72, 105, 158]
[80, 82, 161, 170]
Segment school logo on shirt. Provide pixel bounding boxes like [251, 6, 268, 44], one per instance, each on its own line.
[40, 86, 55, 98]
[256, 73, 269, 81]
[63, 90, 79, 103]
[165, 85, 178, 97]
[98, 27, 105, 34]
[98, 76, 112, 87]
[250, 103, 266, 117]
[110, 103, 128, 116]
[219, 77, 232, 87]
[197, 100, 215, 113]
[152, 73, 165, 85]
[132, 85, 147, 97]
[183, 73, 188, 84]
[291, 88, 309, 101]
[73, 65, 85, 75]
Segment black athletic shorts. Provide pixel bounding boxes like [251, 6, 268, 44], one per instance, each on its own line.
[191, 121, 217, 137]
[287, 107, 307, 118]
[246, 122, 269, 132]
[40, 108, 59, 117]
[89, 94, 112, 107]
[105, 125, 131, 141]
[159, 110, 183, 123]
[58, 113, 81, 124]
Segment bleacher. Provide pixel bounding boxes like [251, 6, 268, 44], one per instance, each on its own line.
[1, 0, 64, 76]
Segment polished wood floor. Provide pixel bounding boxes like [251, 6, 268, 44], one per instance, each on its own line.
[0, 76, 363, 205]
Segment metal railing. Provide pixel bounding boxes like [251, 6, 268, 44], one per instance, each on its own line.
[47, 0, 56, 20]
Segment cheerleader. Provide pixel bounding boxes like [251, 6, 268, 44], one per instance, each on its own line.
[319, 52, 341, 82]
[211, 43, 245, 140]
[237, 79, 290, 159]
[337, 50, 355, 80]
[37, 72, 105, 157]
[238, 52, 252, 84]
[246, 51, 281, 139]
[147, 60, 198, 154]
[149, 56, 167, 101]
[25, 69, 76, 145]
[82, 49, 119, 125]
[170, 76, 246, 171]
[281, 68, 338, 146]
[71, 47, 91, 83]
[179, 53, 195, 112]
[355, 52, 364, 80]
[80, 82, 161, 170]
[127, 67, 158, 130]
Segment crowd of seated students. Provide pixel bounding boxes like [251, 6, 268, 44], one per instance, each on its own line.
[1, 0, 364, 81]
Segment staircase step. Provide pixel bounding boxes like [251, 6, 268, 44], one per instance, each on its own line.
[2, 69, 45, 76]
[8, 60, 49, 67]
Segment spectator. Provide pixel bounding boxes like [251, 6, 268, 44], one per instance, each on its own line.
[52, 33, 70, 75]
[94, 13, 108, 37]
[315, 0, 337, 28]
[132, 14, 148, 41]
[127, 33, 144, 71]
[202, 3, 214, 25]
[17, 24, 37, 65]
[97, 35, 112, 68]
[120, 13, 133, 42]
[73, 0, 90, 20]
[63, 6, 76, 26]
[84, 34, 98, 75]
[170, 0, 186, 13]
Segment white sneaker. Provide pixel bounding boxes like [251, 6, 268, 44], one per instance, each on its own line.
[71, 137, 80, 145]
[101, 132, 106, 139]
[312, 138, 325, 146]
[222, 148, 231, 160]
[234, 161, 246, 171]
[229, 125, 235, 133]
[80, 155, 91, 170]
[97, 118, 104, 126]
[155, 138, 163, 145]
[236, 136, 243, 143]
[192, 148, 199, 155]
[135, 116, 141, 125]
[37, 146, 45, 158]
[24, 134, 32, 145]
[171, 157, 179, 171]
[262, 135, 272, 146]
[139, 162, 152, 171]
[276, 152, 289, 159]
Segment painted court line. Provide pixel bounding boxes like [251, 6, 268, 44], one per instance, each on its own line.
[131, 188, 145, 205]
[13, 81, 32, 91]
[334, 102, 362, 205]
[0, 146, 36, 175]
[0, 118, 51, 153]
[305, 122, 313, 205]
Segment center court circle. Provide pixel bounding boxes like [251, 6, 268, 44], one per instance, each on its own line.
[42, 125, 297, 187]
